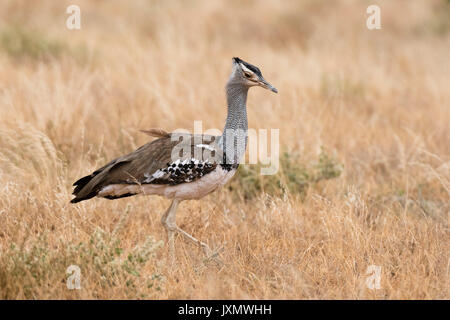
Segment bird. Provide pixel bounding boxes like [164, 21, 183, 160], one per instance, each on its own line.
[71, 57, 277, 263]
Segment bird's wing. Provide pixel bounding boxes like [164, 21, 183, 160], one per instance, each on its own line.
[71, 134, 222, 202]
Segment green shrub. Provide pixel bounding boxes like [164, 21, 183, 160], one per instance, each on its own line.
[228, 148, 343, 200]
[0, 27, 89, 63]
[0, 205, 164, 299]
[0, 27, 65, 60]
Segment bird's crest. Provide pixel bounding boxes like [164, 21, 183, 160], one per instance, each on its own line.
[140, 128, 171, 138]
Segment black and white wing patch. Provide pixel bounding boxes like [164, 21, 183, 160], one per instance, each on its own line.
[141, 141, 225, 185]
[143, 158, 217, 185]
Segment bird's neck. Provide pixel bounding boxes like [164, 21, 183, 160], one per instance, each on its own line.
[218, 82, 249, 164]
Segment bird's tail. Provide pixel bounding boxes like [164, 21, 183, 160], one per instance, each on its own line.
[70, 174, 98, 203]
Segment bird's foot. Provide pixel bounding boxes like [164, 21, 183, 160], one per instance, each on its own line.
[201, 244, 224, 267]
[175, 227, 223, 266]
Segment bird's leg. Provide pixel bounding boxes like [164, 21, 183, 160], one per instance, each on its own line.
[161, 199, 180, 265]
[161, 199, 221, 265]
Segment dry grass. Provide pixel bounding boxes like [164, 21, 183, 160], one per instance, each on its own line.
[0, 0, 448, 299]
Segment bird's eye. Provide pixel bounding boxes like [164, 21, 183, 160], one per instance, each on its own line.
[244, 72, 252, 78]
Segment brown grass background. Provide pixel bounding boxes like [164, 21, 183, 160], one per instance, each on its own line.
[0, 0, 448, 299]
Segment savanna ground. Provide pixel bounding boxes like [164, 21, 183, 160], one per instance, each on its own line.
[0, 0, 448, 299]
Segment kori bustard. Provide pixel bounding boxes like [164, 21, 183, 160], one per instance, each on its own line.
[71, 57, 277, 262]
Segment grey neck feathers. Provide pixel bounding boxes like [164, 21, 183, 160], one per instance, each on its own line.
[218, 81, 249, 164]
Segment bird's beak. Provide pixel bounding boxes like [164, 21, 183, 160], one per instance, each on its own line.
[259, 79, 278, 93]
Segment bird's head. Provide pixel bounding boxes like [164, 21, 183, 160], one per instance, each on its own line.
[229, 57, 277, 93]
